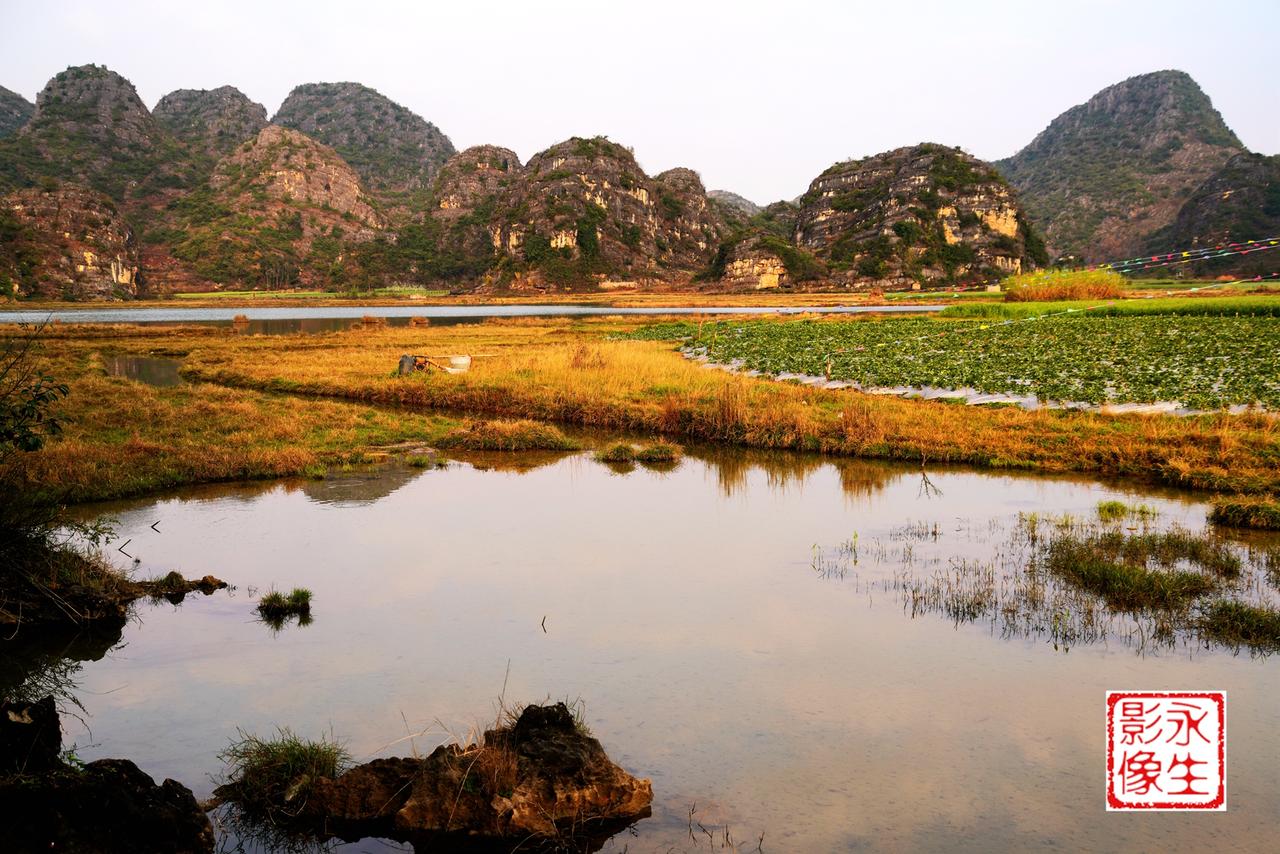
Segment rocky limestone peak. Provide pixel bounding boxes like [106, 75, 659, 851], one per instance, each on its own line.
[153, 86, 268, 161]
[0, 183, 140, 299]
[28, 65, 160, 151]
[795, 143, 1042, 288]
[273, 82, 455, 197]
[1147, 152, 1280, 276]
[165, 124, 386, 289]
[997, 70, 1244, 261]
[212, 125, 383, 229]
[0, 85, 34, 139]
[488, 136, 723, 287]
[708, 189, 762, 220]
[0, 64, 190, 202]
[432, 145, 521, 216]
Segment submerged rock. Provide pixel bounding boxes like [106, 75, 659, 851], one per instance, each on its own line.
[0, 698, 214, 853]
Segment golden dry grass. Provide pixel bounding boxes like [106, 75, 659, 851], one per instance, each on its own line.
[11, 316, 1280, 501]
[164, 318, 1280, 494]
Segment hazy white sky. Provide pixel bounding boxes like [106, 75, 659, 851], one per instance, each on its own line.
[2, 0, 1276, 203]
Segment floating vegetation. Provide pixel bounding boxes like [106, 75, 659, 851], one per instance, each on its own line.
[629, 315, 1280, 409]
[808, 510, 1280, 655]
[257, 588, 313, 630]
[1209, 496, 1280, 531]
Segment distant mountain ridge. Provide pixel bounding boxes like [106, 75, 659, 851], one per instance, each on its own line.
[997, 70, 1243, 262]
[0, 63, 1273, 298]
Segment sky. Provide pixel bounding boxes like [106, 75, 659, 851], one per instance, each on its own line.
[1, 0, 1277, 204]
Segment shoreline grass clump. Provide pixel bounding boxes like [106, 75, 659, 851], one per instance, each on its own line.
[437, 419, 580, 452]
[1209, 496, 1280, 530]
[215, 728, 350, 823]
[1198, 601, 1280, 652]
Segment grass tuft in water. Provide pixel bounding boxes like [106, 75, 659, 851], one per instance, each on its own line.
[1045, 541, 1215, 610]
[634, 441, 683, 464]
[1199, 601, 1280, 652]
[595, 442, 636, 463]
[1096, 500, 1158, 523]
[1209, 496, 1280, 531]
[258, 588, 313, 620]
[215, 728, 350, 823]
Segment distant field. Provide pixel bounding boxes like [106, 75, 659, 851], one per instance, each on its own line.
[172, 290, 334, 300]
[629, 314, 1280, 409]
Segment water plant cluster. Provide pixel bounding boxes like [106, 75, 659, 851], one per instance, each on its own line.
[631, 314, 1280, 408]
[808, 501, 1280, 655]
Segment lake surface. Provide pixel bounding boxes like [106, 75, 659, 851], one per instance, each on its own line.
[0, 302, 943, 334]
[10, 451, 1280, 852]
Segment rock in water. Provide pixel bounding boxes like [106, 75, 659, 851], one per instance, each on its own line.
[294, 702, 652, 847]
[0, 698, 215, 853]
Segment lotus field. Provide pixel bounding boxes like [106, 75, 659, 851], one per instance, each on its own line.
[630, 315, 1280, 409]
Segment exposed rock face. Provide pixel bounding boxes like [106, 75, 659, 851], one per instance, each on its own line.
[171, 125, 385, 288]
[273, 82, 455, 198]
[1147, 152, 1280, 275]
[0, 85, 34, 138]
[0, 65, 190, 202]
[213, 125, 382, 228]
[0, 185, 140, 299]
[707, 189, 761, 220]
[153, 86, 268, 162]
[997, 70, 1243, 262]
[0, 698, 215, 853]
[433, 145, 520, 216]
[272, 702, 652, 848]
[795, 144, 1042, 288]
[719, 234, 789, 289]
[488, 137, 723, 287]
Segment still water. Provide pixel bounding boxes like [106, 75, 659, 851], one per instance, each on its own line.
[0, 302, 943, 334]
[19, 452, 1280, 851]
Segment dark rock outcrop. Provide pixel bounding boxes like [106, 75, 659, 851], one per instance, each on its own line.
[1, 184, 140, 299]
[273, 82, 455, 199]
[997, 70, 1244, 262]
[0, 84, 34, 139]
[0, 698, 214, 853]
[153, 86, 268, 162]
[794, 143, 1041, 288]
[1146, 152, 1280, 275]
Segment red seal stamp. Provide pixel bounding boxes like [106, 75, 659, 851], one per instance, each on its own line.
[1106, 691, 1225, 810]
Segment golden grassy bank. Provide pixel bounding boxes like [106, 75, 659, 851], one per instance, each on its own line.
[164, 318, 1280, 495]
[12, 316, 1280, 501]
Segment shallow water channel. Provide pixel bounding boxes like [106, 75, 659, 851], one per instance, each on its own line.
[13, 450, 1280, 851]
